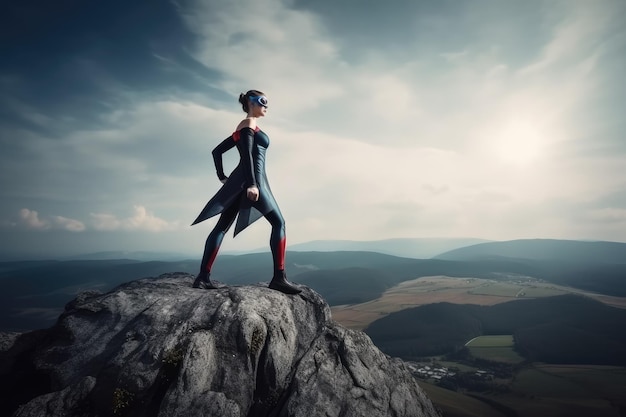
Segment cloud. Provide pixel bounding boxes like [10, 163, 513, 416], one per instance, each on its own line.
[19, 209, 48, 230]
[1, 0, 625, 258]
[12, 206, 173, 233]
[156, 0, 626, 245]
[52, 216, 86, 232]
[518, 2, 611, 76]
[180, 0, 341, 103]
[16, 209, 85, 232]
[90, 205, 178, 232]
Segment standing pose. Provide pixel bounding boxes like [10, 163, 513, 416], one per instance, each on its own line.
[191, 90, 301, 295]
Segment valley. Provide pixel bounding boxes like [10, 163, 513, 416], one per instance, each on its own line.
[331, 275, 626, 331]
[406, 335, 626, 417]
[418, 362, 626, 417]
[330, 275, 626, 417]
[2, 239, 626, 417]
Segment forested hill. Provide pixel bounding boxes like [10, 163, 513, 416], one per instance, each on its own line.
[2, 246, 626, 331]
[435, 238, 626, 264]
[365, 294, 626, 365]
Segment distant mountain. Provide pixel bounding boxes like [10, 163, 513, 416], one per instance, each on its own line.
[288, 238, 490, 259]
[434, 239, 626, 264]
[0, 251, 522, 332]
[3, 247, 625, 332]
[61, 250, 193, 261]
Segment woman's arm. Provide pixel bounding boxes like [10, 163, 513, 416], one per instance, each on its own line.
[234, 118, 259, 201]
[236, 127, 258, 188]
[212, 136, 236, 182]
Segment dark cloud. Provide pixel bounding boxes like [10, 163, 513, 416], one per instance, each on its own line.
[0, 0, 233, 234]
[0, 0, 228, 132]
[292, 0, 550, 67]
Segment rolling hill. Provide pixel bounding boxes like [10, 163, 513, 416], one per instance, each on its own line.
[365, 294, 626, 365]
[288, 237, 490, 259]
[434, 238, 626, 264]
[2, 239, 625, 332]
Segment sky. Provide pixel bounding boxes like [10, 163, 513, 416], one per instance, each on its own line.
[1, 0, 625, 259]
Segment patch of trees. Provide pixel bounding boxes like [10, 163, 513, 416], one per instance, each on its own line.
[366, 294, 626, 365]
[365, 303, 483, 357]
[293, 267, 392, 305]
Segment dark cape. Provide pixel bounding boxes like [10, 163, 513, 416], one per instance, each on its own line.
[191, 127, 280, 236]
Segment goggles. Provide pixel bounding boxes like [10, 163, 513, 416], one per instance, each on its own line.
[249, 95, 268, 108]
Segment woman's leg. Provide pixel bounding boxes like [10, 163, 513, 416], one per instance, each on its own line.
[264, 209, 286, 273]
[194, 202, 239, 289]
[264, 210, 301, 294]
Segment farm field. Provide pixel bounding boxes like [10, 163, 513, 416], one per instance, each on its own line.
[465, 335, 525, 364]
[487, 364, 626, 417]
[417, 382, 509, 417]
[418, 364, 626, 417]
[417, 343, 626, 417]
[332, 274, 626, 416]
[537, 364, 626, 399]
[331, 275, 626, 330]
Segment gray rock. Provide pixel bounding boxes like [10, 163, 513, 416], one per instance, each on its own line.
[2, 272, 440, 417]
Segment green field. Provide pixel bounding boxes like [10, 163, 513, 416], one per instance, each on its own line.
[528, 365, 626, 403]
[425, 361, 626, 417]
[466, 335, 514, 347]
[418, 382, 509, 417]
[420, 361, 626, 417]
[512, 368, 590, 397]
[513, 365, 626, 404]
[465, 335, 525, 364]
[501, 365, 626, 417]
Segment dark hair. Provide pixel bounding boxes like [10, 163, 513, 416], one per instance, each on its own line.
[238, 89, 265, 113]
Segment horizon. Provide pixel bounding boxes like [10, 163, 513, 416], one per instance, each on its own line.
[2, 1, 625, 258]
[2, 235, 625, 262]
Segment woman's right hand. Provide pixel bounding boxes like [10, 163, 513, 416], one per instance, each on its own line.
[246, 186, 260, 201]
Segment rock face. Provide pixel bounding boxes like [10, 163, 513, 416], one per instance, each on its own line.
[1, 273, 440, 417]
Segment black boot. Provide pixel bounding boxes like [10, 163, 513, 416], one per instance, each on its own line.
[269, 270, 301, 295]
[192, 272, 219, 290]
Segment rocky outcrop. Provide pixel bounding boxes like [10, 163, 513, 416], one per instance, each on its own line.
[1, 273, 440, 417]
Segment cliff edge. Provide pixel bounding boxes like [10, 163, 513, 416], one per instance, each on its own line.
[1, 272, 439, 417]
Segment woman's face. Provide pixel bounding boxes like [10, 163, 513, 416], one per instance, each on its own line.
[251, 103, 267, 118]
[249, 96, 268, 118]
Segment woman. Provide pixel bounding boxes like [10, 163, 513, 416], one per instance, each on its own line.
[191, 90, 301, 295]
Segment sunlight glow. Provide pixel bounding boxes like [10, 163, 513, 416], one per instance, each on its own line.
[492, 119, 550, 166]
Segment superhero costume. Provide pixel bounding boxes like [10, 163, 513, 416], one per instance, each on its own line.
[191, 126, 300, 294]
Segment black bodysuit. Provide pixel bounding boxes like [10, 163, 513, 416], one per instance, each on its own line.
[192, 127, 286, 274]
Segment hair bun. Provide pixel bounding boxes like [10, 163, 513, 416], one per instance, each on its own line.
[238, 90, 263, 113]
